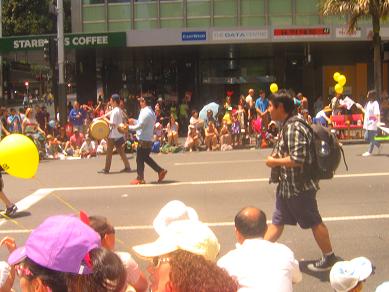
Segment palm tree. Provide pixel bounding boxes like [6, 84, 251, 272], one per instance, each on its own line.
[321, 0, 389, 95]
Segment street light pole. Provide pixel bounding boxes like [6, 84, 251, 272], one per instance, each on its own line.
[57, 0, 67, 126]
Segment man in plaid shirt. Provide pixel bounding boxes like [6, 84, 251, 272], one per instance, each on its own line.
[264, 91, 338, 272]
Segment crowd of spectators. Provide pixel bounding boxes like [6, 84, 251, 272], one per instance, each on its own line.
[0, 200, 384, 291]
[0, 87, 388, 158]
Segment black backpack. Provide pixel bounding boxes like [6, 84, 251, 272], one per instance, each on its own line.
[282, 117, 348, 180]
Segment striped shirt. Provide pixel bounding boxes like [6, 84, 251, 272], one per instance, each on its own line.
[274, 116, 319, 198]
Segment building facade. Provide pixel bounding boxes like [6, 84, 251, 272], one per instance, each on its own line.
[1, 0, 388, 107]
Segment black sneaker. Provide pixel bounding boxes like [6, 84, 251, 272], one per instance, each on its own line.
[5, 204, 18, 217]
[97, 169, 109, 174]
[307, 254, 338, 272]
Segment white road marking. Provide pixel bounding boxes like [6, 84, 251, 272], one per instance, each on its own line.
[1, 171, 388, 228]
[174, 159, 266, 166]
[1, 213, 389, 234]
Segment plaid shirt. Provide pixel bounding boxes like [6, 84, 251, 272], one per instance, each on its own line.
[274, 116, 319, 198]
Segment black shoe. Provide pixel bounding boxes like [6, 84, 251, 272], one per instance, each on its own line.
[119, 168, 132, 173]
[5, 204, 18, 217]
[307, 254, 339, 272]
[97, 169, 109, 174]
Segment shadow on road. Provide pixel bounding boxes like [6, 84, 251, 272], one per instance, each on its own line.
[149, 180, 179, 185]
[2, 210, 32, 220]
[299, 260, 330, 282]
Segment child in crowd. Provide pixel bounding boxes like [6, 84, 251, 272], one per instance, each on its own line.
[231, 112, 241, 148]
[185, 125, 200, 152]
[166, 114, 179, 146]
[265, 121, 279, 147]
[153, 122, 164, 144]
[252, 115, 263, 148]
[219, 119, 233, 151]
[204, 121, 219, 151]
[80, 135, 97, 158]
[45, 134, 65, 159]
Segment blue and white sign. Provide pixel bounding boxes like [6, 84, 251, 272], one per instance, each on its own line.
[182, 31, 207, 41]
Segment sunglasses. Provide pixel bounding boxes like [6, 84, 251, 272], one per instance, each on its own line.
[151, 256, 171, 268]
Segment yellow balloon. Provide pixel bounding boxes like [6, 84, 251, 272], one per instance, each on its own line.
[0, 134, 39, 179]
[334, 84, 344, 94]
[338, 75, 346, 86]
[270, 83, 278, 93]
[333, 72, 341, 82]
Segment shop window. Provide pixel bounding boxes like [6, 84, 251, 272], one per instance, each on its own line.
[108, 4, 131, 19]
[83, 6, 106, 21]
[269, 0, 292, 15]
[296, 0, 318, 14]
[269, 0, 292, 25]
[108, 0, 130, 2]
[241, 0, 265, 27]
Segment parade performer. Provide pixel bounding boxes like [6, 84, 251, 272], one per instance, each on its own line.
[128, 96, 167, 184]
[98, 94, 131, 174]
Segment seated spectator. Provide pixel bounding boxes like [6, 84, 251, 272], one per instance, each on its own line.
[80, 135, 97, 159]
[265, 121, 279, 147]
[7, 108, 22, 133]
[330, 257, 373, 292]
[314, 106, 332, 126]
[166, 114, 179, 146]
[252, 116, 264, 148]
[153, 122, 164, 144]
[7, 215, 102, 291]
[0, 237, 16, 291]
[184, 125, 200, 152]
[45, 135, 65, 159]
[204, 121, 219, 151]
[217, 207, 302, 292]
[89, 215, 148, 292]
[189, 109, 204, 141]
[0, 261, 12, 292]
[97, 138, 108, 155]
[220, 119, 233, 151]
[231, 112, 241, 148]
[133, 220, 237, 292]
[204, 109, 217, 129]
[64, 128, 85, 156]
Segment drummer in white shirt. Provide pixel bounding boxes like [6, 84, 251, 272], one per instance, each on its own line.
[97, 94, 131, 174]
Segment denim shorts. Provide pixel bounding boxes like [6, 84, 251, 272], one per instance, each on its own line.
[272, 188, 323, 229]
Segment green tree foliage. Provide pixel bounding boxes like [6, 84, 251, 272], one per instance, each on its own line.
[321, 0, 389, 94]
[2, 0, 71, 36]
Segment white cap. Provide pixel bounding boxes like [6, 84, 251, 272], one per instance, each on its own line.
[0, 261, 11, 288]
[153, 200, 199, 235]
[133, 220, 220, 261]
[330, 257, 373, 292]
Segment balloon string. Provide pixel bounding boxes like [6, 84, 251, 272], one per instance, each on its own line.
[35, 177, 129, 250]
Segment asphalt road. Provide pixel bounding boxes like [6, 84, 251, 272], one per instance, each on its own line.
[0, 144, 388, 291]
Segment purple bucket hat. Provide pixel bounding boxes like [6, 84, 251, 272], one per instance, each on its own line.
[8, 215, 100, 275]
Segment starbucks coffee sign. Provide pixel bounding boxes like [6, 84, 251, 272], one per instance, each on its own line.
[0, 32, 126, 53]
[13, 38, 48, 49]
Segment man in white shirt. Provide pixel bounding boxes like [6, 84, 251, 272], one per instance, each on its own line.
[98, 94, 131, 174]
[361, 90, 381, 156]
[217, 207, 302, 292]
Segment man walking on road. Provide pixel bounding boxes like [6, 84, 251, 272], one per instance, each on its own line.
[264, 91, 337, 272]
[98, 94, 131, 174]
[128, 96, 167, 184]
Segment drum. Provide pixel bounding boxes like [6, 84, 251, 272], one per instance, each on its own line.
[117, 123, 128, 134]
[90, 120, 109, 140]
